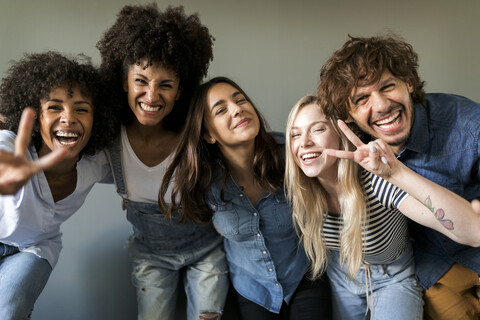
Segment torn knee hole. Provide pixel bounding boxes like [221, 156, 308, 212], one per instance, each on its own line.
[199, 312, 220, 320]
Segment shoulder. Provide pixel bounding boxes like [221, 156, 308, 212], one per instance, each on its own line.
[270, 131, 285, 145]
[0, 130, 16, 148]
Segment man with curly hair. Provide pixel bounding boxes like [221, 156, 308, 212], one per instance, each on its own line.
[317, 34, 480, 319]
[96, 4, 228, 320]
[0, 51, 117, 319]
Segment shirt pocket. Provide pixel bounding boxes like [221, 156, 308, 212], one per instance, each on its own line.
[212, 202, 239, 236]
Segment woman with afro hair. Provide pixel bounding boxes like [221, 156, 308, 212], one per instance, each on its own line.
[96, 4, 228, 320]
[0, 51, 117, 319]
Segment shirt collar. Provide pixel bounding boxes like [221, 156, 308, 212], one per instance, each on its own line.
[398, 102, 429, 156]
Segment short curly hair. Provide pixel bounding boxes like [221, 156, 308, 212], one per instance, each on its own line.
[0, 51, 117, 155]
[318, 34, 426, 125]
[96, 3, 214, 132]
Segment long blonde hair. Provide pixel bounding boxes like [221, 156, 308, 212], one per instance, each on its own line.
[285, 95, 367, 279]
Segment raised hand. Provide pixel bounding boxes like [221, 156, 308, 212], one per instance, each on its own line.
[0, 108, 67, 195]
[323, 120, 399, 178]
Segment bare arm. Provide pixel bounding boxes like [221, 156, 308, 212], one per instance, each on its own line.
[324, 120, 480, 247]
[0, 108, 67, 195]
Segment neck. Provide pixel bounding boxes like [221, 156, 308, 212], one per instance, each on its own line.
[219, 141, 255, 179]
[127, 120, 166, 142]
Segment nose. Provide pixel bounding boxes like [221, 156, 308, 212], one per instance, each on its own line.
[299, 133, 313, 148]
[60, 110, 76, 125]
[231, 103, 243, 117]
[370, 91, 390, 113]
[146, 85, 159, 102]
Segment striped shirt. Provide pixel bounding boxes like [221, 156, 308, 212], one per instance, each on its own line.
[323, 169, 409, 264]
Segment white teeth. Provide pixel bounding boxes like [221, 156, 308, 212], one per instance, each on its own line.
[139, 102, 161, 112]
[59, 141, 77, 146]
[375, 111, 400, 126]
[302, 152, 320, 160]
[56, 131, 79, 137]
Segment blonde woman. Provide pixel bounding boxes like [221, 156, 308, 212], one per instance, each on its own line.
[285, 95, 480, 320]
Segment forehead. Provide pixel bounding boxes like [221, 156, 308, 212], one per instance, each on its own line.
[207, 83, 238, 101]
[294, 104, 327, 123]
[43, 85, 91, 100]
[128, 60, 178, 80]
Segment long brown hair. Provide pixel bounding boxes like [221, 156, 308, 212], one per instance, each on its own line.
[159, 76, 284, 223]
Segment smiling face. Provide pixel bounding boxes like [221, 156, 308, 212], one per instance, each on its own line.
[203, 82, 260, 151]
[290, 103, 341, 180]
[347, 70, 414, 154]
[124, 60, 181, 128]
[38, 85, 93, 159]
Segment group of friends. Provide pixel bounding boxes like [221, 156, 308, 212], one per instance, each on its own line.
[0, 3, 479, 320]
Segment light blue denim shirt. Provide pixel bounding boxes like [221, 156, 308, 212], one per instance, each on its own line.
[397, 93, 480, 289]
[208, 133, 310, 313]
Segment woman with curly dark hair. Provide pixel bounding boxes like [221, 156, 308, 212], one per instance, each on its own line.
[0, 51, 117, 319]
[96, 4, 228, 319]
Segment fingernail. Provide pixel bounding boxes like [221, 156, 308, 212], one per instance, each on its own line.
[370, 146, 377, 153]
[381, 156, 388, 164]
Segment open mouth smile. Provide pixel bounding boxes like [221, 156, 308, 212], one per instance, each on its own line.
[139, 102, 162, 112]
[301, 152, 321, 162]
[374, 111, 401, 130]
[55, 130, 80, 146]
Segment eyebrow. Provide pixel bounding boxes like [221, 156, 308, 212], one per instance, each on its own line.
[291, 120, 329, 130]
[351, 76, 397, 102]
[211, 91, 242, 111]
[47, 99, 92, 106]
[134, 73, 175, 83]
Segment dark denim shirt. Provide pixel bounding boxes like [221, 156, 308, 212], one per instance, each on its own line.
[208, 133, 309, 313]
[397, 93, 480, 289]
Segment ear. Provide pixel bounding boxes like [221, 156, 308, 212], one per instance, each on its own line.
[344, 115, 354, 123]
[406, 82, 414, 93]
[203, 132, 216, 144]
[175, 87, 182, 101]
[122, 80, 128, 93]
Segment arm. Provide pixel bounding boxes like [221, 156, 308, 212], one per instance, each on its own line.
[0, 108, 67, 195]
[324, 120, 480, 247]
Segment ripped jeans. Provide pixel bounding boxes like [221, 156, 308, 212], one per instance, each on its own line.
[129, 237, 229, 320]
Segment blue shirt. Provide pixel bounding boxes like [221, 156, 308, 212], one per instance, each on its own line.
[208, 133, 309, 313]
[397, 93, 480, 289]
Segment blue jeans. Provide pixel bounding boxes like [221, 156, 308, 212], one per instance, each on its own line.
[0, 244, 52, 320]
[129, 237, 229, 320]
[327, 244, 423, 320]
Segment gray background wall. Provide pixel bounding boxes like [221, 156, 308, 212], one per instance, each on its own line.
[0, 0, 479, 319]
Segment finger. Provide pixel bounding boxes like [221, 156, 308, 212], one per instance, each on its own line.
[31, 148, 68, 173]
[471, 199, 480, 215]
[323, 148, 355, 160]
[337, 120, 364, 148]
[15, 108, 35, 158]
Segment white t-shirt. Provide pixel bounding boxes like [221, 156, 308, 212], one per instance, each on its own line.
[120, 125, 176, 204]
[0, 130, 113, 268]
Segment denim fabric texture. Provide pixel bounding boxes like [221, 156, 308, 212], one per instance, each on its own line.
[0, 250, 52, 320]
[327, 243, 423, 320]
[108, 136, 228, 320]
[397, 93, 480, 289]
[209, 133, 311, 314]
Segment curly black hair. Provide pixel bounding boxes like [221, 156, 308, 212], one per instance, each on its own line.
[0, 51, 117, 155]
[96, 3, 214, 132]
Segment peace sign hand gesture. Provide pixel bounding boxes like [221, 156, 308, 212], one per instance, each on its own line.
[0, 108, 67, 195]
[323, 120, 399, 178]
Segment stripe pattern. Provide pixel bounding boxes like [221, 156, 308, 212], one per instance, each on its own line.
[323, 170, 409, 264]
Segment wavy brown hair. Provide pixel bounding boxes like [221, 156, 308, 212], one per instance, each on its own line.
[159, 77, 284, 223]
[96, 3, 214, 133]
[317, 34, 426, 139]
[0, 51, 117, 155]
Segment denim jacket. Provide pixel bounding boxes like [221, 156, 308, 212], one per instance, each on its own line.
[397, 93, 480, 289]
[108, 135, 222, 254]
[208, 133, 309, 313]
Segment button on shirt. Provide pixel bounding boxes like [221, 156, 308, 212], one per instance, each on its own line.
[208, 134, 309, 313]
[0, 131, 113, 268]
[397, 93, 480, 289]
